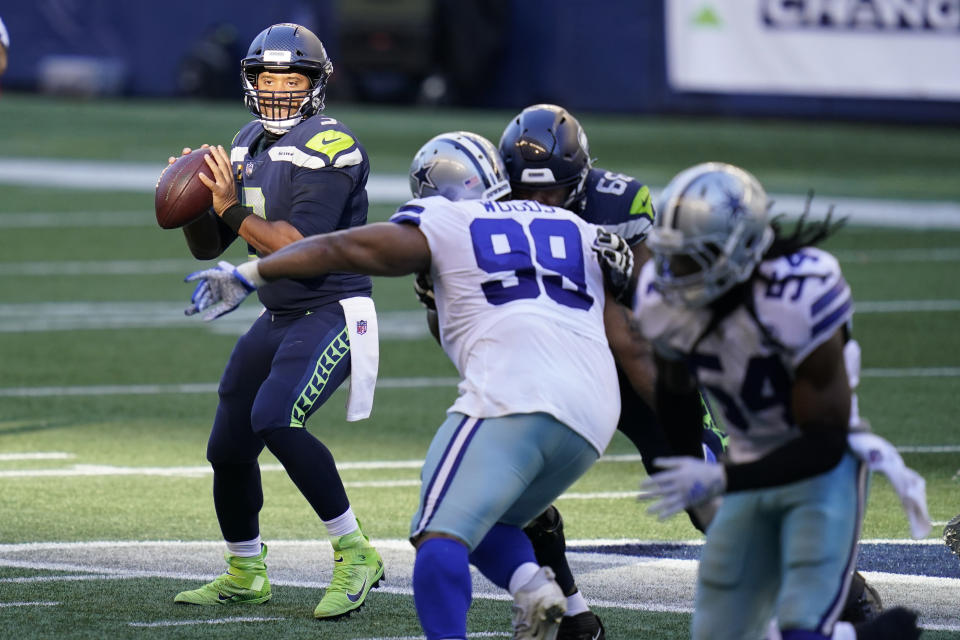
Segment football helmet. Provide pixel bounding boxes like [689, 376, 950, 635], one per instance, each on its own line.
[241, 23, 333, 134]
[498, 104, 591, 211]
[409, 131, 511, 202]
[648, 162, 773, 308]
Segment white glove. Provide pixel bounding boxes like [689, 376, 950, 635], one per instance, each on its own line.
[184, 260, 260, 321]
[592, 229, 634, 304]
[640, 456, 727, 520]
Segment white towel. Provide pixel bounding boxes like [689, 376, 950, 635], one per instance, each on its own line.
[339, 296, 379, 422]
[848, 432, 932, 539]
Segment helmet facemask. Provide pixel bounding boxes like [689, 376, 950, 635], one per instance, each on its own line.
[240, 24, 334, 135]
[649, 162, 774, 308]
[242, 66, 328, 134]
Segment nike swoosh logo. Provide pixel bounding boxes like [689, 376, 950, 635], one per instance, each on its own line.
[218, 592, 237, 602]
[320, 136, 343, 145]
[346, 576, 367, 603]
[334, 554, 344, 563]
[591, 629, 602, 640]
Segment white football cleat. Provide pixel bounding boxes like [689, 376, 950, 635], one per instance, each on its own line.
[511, 566, 567, 640]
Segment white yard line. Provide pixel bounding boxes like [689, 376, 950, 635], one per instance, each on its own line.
[2, 366, 957, 400]
[0, 376, 462, 398]
[5, 247, 960, 277]
[0, 452, 74, 461]
[2, 159, 960, 228]
[0, 601, 60, 607]
[1, 299, 957, 336]
[0, 541, 956, 631]
[0, 454, 644, 480]
[128, 617, 284, 628]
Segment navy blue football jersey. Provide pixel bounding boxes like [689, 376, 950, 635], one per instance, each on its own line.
[579, 168, 655, 247]
[230, 115, 372, 312]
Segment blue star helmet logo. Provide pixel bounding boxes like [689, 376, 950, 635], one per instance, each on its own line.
[412, 162, 437, 196]
[721, 185, 746, 229]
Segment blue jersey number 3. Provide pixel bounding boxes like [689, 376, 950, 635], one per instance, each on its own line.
[469, 218, 593, 310]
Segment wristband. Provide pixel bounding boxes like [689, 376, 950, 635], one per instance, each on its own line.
[221, 203, 253, 233]
[236, 260, 267, 288]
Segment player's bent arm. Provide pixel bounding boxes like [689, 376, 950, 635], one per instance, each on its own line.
[239, 167, 356, 256]
[724, 328, 851, 492]
[256, 221, 431, 281]
[182, 210, 237, 260]
[234, 216, 305, 256]
[603, 291, 655, 406]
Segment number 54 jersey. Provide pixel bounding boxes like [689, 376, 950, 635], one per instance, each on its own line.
[391, 196, 620, 455]
[635, 247, 854, 464]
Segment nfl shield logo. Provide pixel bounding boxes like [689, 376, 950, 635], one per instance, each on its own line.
[245, 161, 255, 177]
[356, 320, 367, 335]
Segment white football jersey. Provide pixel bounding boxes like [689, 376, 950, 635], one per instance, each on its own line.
[636, 247, 853, 463]
[390, 196, 620, 454]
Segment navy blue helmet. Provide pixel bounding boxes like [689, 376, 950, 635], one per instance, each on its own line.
[498, 104, 592, 211]
[241, 23, 333, 134]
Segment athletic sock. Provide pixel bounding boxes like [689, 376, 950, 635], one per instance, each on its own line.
[225, 537, 262, 557]
[323, 506, 359, 538]
[565, 590, 590, 616]
[413, 538, 471, 640]
[469, 523, 538, 590]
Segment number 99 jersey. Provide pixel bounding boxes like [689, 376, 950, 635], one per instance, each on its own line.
[635, 247, 854, 464]
[391, 196, 620, 454]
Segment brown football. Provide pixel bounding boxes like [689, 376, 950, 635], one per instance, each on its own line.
[154, 149, 214, 229]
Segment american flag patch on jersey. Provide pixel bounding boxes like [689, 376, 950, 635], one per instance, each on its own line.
[356, 320, 367, 335]
[463, 175, 481, 189]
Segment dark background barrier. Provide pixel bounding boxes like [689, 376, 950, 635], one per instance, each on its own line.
[1, 0, 957, 123]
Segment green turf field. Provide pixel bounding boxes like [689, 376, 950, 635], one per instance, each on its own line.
[0, 93, 958, 638]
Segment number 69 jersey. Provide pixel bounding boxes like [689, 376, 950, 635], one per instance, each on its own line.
[635, 247, 854, 464]
[391, 196, 620, 455]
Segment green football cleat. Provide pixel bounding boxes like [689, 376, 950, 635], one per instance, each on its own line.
[313, 528, 384, 619]
[174, 544, 271, 605]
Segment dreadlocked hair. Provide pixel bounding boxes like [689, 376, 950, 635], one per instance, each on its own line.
[765, 191, 848, 259]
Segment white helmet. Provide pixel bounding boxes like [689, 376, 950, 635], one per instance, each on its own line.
[648, 162, 773, 307]
[409, 131, 511, 202]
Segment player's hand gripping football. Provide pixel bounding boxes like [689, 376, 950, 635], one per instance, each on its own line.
[592, 229, 634, 305]
[184, 260, 262, 321]
[196, 145, 240, 215]
[640, 456, 726, 520]
[160, 144, 211, 181]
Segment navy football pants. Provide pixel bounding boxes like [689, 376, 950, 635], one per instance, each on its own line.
[205, 303, 353, 542]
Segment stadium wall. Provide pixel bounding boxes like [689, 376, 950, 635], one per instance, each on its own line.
[1, 0, 957, 123]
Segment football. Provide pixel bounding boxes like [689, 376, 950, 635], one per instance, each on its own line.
[154, 149, 214, 229]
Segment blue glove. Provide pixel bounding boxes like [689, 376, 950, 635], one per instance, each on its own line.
[184, 260, 258, 321]
[639, 456, 726, 520]
[592, 229, 634, 304]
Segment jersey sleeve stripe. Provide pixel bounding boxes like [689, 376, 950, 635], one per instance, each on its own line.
[810, 278, 848, 316]
[390, 213, 422, 226]
[397, 204, 425, 214]
[810, 296, 853, 339]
